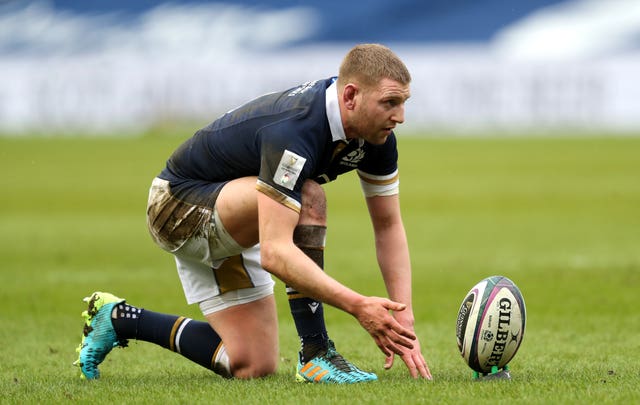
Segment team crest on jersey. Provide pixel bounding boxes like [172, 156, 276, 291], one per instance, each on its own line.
[274, 150, 306, 190]
[340, 148, 365, 168]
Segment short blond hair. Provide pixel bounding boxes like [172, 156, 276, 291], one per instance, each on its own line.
[337, 44, 411, 88]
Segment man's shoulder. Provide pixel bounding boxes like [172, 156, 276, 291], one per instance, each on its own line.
[285, 78, 332, 98]
[217, 78, 331, 129]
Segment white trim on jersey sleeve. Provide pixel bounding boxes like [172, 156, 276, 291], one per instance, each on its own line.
[357, 169, 400, 197]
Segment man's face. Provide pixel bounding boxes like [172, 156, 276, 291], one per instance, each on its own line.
[350, 78, 410, 145]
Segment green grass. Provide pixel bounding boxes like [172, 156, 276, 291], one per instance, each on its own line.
[1, 134, 639, 404]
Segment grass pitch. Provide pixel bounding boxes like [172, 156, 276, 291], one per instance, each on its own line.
[1, 133, 639, 404]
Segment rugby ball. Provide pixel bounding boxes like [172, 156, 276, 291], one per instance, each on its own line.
[455, 276, 526, 373]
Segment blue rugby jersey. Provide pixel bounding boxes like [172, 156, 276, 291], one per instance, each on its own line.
[158, 77, 399, 213]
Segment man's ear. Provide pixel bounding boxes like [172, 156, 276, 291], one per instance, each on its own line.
[342, 84, 358, 110]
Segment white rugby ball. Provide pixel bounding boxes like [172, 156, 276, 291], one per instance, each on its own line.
[455, 275, 526, 373]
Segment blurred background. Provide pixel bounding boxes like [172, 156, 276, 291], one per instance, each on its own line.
[1, 0, 640, 135]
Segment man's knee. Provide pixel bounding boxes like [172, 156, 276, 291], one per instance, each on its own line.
[205, 295, 279, 379]
[300, 180, 326, 224]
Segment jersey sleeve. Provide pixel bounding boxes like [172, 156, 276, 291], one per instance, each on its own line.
[357, 133, 400, 197]
[255, 126, 318, 213]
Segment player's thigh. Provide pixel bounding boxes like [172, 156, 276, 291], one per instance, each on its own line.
[205, 294, 279, 375]
[215, 176, 260, 248]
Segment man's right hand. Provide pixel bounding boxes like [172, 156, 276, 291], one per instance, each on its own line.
[352, 296, 416, 357]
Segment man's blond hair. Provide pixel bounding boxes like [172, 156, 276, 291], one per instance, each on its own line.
[337, 44, 411, 89]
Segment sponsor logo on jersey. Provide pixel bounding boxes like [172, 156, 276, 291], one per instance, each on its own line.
[287, 80, 319, 97]
[274, 150, 306, 190]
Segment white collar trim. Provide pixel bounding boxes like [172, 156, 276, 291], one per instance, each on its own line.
[325, 80, 346, 142]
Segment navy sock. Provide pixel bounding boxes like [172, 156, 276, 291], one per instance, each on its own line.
[289, 225, 329, 363]
[110, 303, 141, 339]
[287, 293, 328, 362]
[112, 304, 222, 372]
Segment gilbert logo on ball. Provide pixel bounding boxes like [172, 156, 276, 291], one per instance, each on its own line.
[456, 276, 526, 374]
